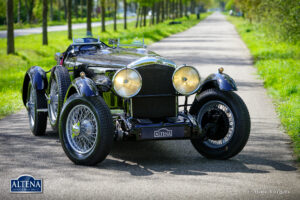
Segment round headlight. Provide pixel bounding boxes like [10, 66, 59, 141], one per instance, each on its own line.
[112, 68, 142, 98]
[172, 66, 201, 95]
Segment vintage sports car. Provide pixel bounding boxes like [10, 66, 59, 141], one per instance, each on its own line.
[22, 37, 250, 165]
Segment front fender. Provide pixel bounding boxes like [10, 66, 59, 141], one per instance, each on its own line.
[22, 66, 48, 106]
[64, 77, 99, 102]
[27, 66, 48, 90]
[189, 73, 237, 115]
[199, 73, 237, 92]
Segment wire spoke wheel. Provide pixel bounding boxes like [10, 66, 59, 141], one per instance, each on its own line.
[59, 95, 114, 165]
[190, 89, 250, 159]
[66, 105, 98, 154]
[49, 79, 59, 123]
[47, 66, 71, 132]
[197, 100, 235, 148]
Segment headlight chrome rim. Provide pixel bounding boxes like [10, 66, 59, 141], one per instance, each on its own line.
[172, 65, 201, 95]
[112, 68, 142, 98]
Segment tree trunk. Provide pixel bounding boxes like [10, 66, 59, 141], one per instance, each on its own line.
[175, 0, 178, 18]
[151, 3, 154, 25]
[160, 1, 164, 22]
[81, 0, 84, 20]
[42, 0, 48, 45]
[135, 5, 139, 28]
[67, 0, 72, 39]
[123, 0, 127, 29]
[17, 0, 21, 23]
[29, 0, 34, 22]
[25, 0, 30, 22]
[179, 0, 183, 18]
[114, 0, 117, 31]
[87, 0, 92, 35]
[184, 0, 188, 18]
[166, 0, 169, 20]
[178, 0, 183, 17]
[156, 2, 160, 24]
[57, 0, 61, 21]
[63, 0, 67, 20]
[50, 0, 53, 21]
[191, 0, 195, 14]
[139, 7, 142, 27]
[75, 0, 78, 20]
[172, 1, 175, 19]
[6, 0, 15, 54]
[101, 0, 105, 32]
[143, 7, 147, 27]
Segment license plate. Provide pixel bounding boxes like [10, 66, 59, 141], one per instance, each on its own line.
[141, 126, 185, 139]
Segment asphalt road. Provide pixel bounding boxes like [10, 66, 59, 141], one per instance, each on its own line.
[0, 13, 299, 200]
[0, 18, 136, 38]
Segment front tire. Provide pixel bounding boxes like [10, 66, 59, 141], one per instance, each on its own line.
[59, 94, 114, 165]
[191, 88, 250, 159]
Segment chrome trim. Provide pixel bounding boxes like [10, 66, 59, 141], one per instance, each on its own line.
[88, 67, 119, 74]
[37, 109, 48, 112]
[127, 56, 177, 68]
[72, 42, 101, 45]
[28, 85, 36, 129]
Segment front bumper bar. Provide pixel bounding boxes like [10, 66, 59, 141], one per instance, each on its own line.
[124, 114, 204, 141]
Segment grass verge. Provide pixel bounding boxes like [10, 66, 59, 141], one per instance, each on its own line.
[227, 15, 300, 162]
[0, 13, 211, 119]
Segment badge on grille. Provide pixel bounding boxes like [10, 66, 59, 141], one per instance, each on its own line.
[154, 128, 173, 138]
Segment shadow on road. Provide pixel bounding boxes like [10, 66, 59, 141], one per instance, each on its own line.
[0, 110, 297, 178]
[91, 139, 296, 177]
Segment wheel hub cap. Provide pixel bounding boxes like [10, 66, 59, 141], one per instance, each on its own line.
[81, 120, 93, 135]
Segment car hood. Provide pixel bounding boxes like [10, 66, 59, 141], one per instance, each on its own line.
[75, 48, 176, 69]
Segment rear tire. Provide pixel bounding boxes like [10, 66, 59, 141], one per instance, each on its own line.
[59, 94, 114, 165]
[48, 66, 71, 132]
[26, 82, 47, 136]
[190, 88, 250, 159]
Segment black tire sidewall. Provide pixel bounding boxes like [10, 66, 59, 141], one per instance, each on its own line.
[48, 67, 71, 131]
[59, 95, 113, 165]
[27, 82, 47, 136]
[191, 89, 250, 159]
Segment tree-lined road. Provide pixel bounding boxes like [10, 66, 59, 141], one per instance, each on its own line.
[0, 18, 136, 38]
[0, 13, 299, 199]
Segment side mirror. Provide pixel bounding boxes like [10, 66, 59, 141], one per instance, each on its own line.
[55, 52, 62, 64]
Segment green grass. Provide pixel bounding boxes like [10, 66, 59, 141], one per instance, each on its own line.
[227, 15, 300, 162]
[0, 13, 211, 119]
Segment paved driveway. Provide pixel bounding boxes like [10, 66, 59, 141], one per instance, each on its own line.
[0, 12, 299, 200]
